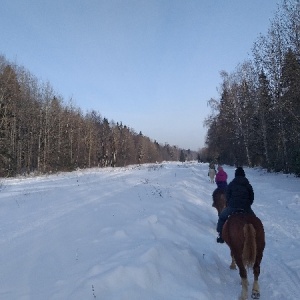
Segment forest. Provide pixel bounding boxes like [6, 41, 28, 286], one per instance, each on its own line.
[2, 1, 299, 177]
[0, 56, 196, 177]
[204, 0, 300, 176]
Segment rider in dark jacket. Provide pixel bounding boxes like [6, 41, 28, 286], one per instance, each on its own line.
[216, 167, 255, 243]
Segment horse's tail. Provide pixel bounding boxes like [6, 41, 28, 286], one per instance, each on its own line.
[243, 224, 257, 268]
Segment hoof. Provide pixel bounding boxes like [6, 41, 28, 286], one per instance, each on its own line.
[251, 291, 260, 299]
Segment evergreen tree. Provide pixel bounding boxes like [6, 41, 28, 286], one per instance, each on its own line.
[179, 150, 185, 162]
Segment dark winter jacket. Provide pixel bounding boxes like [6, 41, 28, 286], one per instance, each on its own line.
[225, 176, 254, 210]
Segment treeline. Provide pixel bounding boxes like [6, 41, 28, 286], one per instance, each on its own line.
[0, 55, 195, 177]
[204, 0, 300, 175]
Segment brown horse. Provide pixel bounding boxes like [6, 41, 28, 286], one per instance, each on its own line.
[222, 213, 265, 300]
[212, 188, 226, 216]
[212, 190, 265, 299]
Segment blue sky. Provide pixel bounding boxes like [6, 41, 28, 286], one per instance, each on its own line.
[1, 0, 280, 150]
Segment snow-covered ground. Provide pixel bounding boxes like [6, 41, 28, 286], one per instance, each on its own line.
[0, 162, 299, 300]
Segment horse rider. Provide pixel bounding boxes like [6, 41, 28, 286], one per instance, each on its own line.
[212, 165, 228, 202]
[216, 167, 255, 243]
[215, 165, 228, 190]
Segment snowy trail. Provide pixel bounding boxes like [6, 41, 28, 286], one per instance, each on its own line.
[0, 162, 299, 299]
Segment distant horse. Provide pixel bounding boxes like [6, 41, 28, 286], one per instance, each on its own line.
[222, 213, 265, 300]
[212, 188, 226, 216]
[208, 168, 216, 183]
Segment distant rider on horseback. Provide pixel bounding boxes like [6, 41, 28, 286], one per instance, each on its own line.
[215, 166, 228, 190]
[216, 167, 255, 243]
[212, 165, 228, 207]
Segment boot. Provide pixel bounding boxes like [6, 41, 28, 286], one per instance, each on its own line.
[216, 234, 224, 243]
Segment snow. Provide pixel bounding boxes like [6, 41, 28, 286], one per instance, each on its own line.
[0, 162, 299, 300]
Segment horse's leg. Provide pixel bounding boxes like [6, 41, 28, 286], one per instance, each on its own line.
[240, 278, 249, 300]
[236, 259, 248, 300]
[230, 253, 236, 270]
[251, 225, 265, 299]
[232, 248, 248, 300]
[251, 258, 262, 299]
[251, 239, 264, 299]
[252, 280, 260, 299]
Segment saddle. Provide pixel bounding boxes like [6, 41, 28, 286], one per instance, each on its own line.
[229, 208, 245, 216]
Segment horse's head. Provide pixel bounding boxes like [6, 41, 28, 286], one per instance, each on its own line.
[212, 189, 226, 216]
